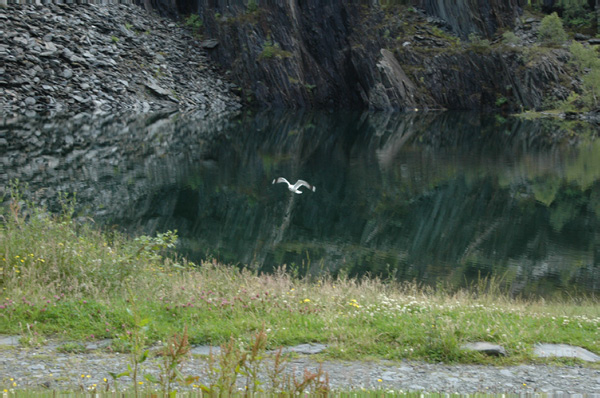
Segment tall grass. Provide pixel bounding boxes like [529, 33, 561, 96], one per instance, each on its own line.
[1, 191, 599, 366]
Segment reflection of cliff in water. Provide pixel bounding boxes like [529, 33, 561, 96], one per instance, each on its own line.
[1, 110, 233, 217]
[3, 111, 600, 297]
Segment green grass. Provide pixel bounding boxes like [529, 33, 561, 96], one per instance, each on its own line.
[1, 196, 600, 366]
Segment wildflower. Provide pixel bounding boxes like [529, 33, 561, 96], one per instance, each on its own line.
[302, 298, 311, 303]
[377, 379, 382, 382]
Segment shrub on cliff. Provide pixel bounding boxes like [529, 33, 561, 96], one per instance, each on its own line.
[538, 12, 568, 45]
[568, 41, 600, 110]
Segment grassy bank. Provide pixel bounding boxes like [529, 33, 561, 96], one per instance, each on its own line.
[1, 196, 599, 366]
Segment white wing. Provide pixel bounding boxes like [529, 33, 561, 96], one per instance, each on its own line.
[273, 177, 290, 185]
[293, 180, 316, 192]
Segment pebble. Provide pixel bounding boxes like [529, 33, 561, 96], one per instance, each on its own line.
[0, 4, 241, 113]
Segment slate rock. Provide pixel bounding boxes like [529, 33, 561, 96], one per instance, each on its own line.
[190, 345, 221, 356]
[201, 39, 219, 49]
[281, 343, 328, 355]
[461, 342, 507, 356]
[0, 335, 20, 346]
[534, 343, 600, 362]
[144, 79, 171, 97]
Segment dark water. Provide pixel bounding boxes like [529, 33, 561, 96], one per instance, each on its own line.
[3, 110, 600, 297]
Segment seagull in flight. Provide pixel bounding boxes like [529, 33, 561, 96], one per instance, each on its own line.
[272, 177, 316, 194]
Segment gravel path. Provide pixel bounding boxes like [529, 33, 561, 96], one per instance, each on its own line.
[1, 337, 600, 395]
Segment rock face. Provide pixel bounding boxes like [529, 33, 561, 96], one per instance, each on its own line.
[414, 0, 525, 39]
[0, 4, 241, 113]
[153, 1, 575, 111]
[189, 1, 437, 110]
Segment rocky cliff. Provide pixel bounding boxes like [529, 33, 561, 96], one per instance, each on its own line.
[413, 0, 525, 39]
[140, 0, 578, 112]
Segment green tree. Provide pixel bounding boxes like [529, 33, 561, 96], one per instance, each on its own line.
[538, 12, 568, 45]
[569, 41, 600, 109]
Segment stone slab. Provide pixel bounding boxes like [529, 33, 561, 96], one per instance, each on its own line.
[461, 342, 507, 356]
[281, 343, 328, 355]
[0, 335, 20, 346]
[534, 343, 600, 362]
[190, 345, 221, 356]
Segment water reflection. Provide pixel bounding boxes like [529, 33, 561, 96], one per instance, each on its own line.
[2, 110, 600, 297]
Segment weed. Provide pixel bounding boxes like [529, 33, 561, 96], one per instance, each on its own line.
[140, 326, 198, 394]
[18, 322, 46, 348]
[200, 327, 329, 394]
[108, 287, 151, 395]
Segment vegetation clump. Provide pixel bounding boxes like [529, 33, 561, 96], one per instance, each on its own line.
[568, 41, 600, 110]
[501, 31, 521, 46]
[537, 12, 568, 45]
[184, 14, 203, 38]
[259, 40, 293, 60]
[246, 0, 259, 13]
